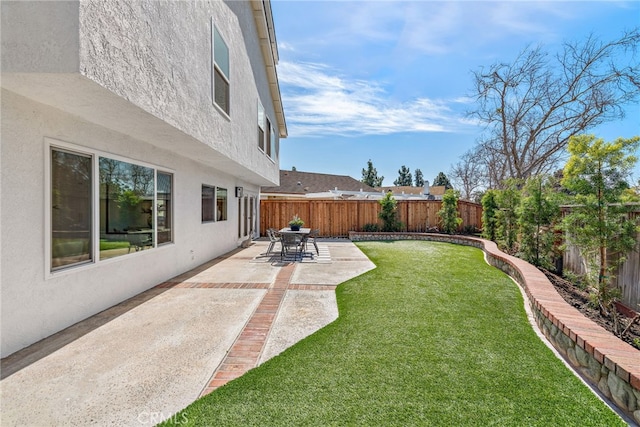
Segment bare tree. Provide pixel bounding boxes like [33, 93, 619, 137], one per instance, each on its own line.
[449, 150, 485, 200]
[468, 29, 640, 183]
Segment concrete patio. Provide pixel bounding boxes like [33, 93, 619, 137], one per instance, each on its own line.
[1, 240, 375, 426]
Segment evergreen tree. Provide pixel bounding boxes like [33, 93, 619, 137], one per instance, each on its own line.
[438, 189, 462, 234]
[378, 191, 402, 231]
[517, 175, 561, 269]
[481, 190, 499, 241]
[394, 165, 412, 186]
[495, 179, 521, 254]
[414, 169, 424, 187]
[432, 172, 452, 189]
[361, 159, 384, 187]
[561, 134, 640, 319]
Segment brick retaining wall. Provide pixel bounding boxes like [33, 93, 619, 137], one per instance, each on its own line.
[349, 232, 640, 423]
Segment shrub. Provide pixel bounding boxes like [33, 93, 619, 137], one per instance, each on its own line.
[438, 189, 462, 234]
[362, 223, 380, 232]
[481, 190, 498, 241]
[378, 192, 402, 232]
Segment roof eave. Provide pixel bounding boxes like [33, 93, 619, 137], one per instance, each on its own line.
[251, 0, 287, 138]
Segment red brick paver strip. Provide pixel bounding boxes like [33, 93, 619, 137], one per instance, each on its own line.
[199, 263, 296, 396]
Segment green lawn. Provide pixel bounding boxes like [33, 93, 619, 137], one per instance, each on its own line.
[163, 240, 623, 426]
[99, 239, 130, 251]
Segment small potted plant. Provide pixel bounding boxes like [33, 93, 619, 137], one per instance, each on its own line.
[289, 214, 304, 231]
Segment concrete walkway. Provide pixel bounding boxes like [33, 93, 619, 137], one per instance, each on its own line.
[0, 240, 375, 426]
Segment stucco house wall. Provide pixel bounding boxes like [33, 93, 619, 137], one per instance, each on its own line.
[0, 0, 285, 357]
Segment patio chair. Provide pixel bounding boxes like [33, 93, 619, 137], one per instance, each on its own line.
[266, 228, 281, 255]
[303, 228, 320, 255]
[280, 233, 304, 260]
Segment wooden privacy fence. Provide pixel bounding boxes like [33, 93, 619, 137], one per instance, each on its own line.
[260, 199, 483, 238]
[562, 209, 640, 310]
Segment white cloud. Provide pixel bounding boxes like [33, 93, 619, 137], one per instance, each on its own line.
[278, 61, 468, 137]
[277, 41, 295, 52]
[299, 1, 574, 56]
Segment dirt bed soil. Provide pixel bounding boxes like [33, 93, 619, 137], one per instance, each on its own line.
[542, 270, 640, 350]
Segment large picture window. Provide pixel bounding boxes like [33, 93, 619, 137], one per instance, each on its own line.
[49, 142, 174, 272]
[213, 24, 230, 115]
[99, 158, 155, 260]
[51, 149, 92, 270]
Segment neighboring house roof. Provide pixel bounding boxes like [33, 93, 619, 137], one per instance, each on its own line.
[378, 185, 447, 196]
[261, 170, 377, 196]
[378, 186, 425, 195]
[429, 186, 447, 196]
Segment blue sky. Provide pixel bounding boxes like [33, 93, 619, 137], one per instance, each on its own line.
[271, 0, 640, 187]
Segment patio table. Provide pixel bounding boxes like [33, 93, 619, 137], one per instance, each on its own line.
[278, 228, 311, 260]
[278, 227, 311, 235]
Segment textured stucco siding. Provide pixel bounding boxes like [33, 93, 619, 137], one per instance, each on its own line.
[79, 0, 279, 184]
[0, 89, 260, 357]
[0, 1, 80, 73]
[1, 0, 283, 357]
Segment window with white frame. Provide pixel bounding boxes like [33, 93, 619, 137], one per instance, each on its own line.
[99, 158, 155, 260]
[212, 23, 230, 115]
[202, 185, 227, 222]
[265, 118, 272, 157]
[216, 187, 228, 221]
[157, 172, 173, 244]
[270, 125, 277, 160]
[257, 100, 265, 151]
[51, 148, 93, 270]
[49, 143, 173, 271]
[202, 185, 215, 222]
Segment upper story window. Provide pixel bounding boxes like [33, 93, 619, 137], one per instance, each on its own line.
[257, 99, 278, 160]
[213, 24, 230, 115]
[270, 125, 278, 160]
[265, 118, 272, 157]
[257, 100, 265, 151]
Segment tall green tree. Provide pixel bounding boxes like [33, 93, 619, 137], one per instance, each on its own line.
[481, 190, 499, 241]
[517, 175, 561, 269]
[361, 159, 384, 187]
[438, 189, 462, 234]
[378, 191, 402, 232]
[414, 169, 424, 187]
[432, 172, 452, 189]
[495, 179, 521, 254]
[394, 166, 412, 186]
[561, 134, 640, 318]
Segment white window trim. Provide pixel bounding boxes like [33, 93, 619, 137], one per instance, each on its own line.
[257, 99, 265, 153]
[212, 18, 231, 119]
[201, 184, 216, 223]
[268, 122, 277, 161]
[258, 99, 278, 161]
[44, 138, 175, 279]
